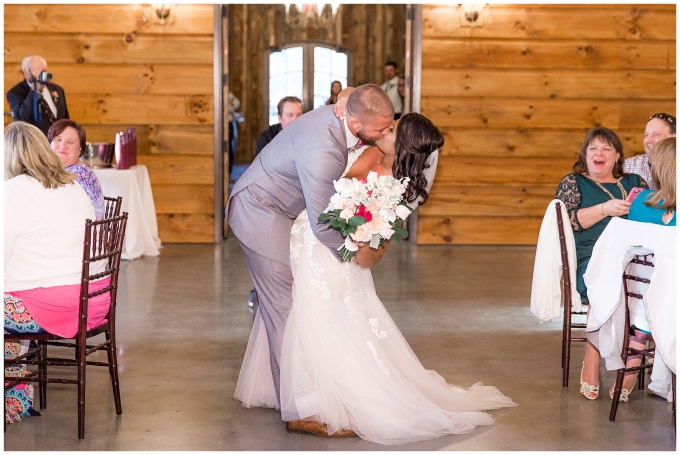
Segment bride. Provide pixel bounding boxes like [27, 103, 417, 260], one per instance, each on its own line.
[235, 108, 516, 445]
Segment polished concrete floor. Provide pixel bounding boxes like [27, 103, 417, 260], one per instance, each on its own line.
[4, 239, 676, 450]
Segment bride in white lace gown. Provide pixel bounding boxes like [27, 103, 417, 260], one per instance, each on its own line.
[235, 113, 516, 445]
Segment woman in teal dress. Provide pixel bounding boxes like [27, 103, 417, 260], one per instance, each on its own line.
[556, 127, 647, 401]
[629, 137, 676, 226]
[556, 127, 647, 304]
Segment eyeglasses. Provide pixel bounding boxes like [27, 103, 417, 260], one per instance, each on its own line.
[649, 113, 676, 125]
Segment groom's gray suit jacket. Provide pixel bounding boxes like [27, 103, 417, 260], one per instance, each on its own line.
[226, 105, 349, 265]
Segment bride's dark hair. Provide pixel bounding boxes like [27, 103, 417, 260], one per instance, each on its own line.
[392, 113, 444, 205]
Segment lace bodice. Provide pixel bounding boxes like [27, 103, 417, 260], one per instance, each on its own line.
[341, 145, 369, 178]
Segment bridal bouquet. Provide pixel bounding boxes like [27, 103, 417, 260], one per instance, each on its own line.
[318, 171, 412, 262]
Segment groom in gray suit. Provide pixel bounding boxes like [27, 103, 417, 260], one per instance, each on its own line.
[226, 84, 394, 436]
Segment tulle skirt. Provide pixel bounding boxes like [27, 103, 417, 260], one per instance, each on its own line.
[235, 211, 516, 445]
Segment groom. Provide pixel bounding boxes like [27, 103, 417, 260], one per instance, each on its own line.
[226, 84, 394, 436]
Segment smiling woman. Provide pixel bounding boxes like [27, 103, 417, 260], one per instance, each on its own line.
[47, 119, 106, 219]
[555, 127, 648, 306]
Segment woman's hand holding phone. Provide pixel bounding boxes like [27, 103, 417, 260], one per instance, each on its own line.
[626, 187, 643, 203]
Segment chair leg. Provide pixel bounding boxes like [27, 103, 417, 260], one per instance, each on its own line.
[39, 342, 47, 409]
[609, 369, 625, 421]
[638, 351, 646, 390]
[106, 331, 122, 415]
[561, 320, 567, 368]
[77, 339, 87, 439]
[672, 373, 676, 429]
[562, 308, 572, 388]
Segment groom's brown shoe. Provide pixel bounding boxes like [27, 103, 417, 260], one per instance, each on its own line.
[285, 420, 357, 438]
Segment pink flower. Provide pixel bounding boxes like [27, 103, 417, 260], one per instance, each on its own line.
[356, 205, 373, 222]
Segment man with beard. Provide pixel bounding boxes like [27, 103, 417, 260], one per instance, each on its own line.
[225, 84, 393, 434]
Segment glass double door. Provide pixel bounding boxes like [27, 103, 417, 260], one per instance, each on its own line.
[265, 40, 354, 125]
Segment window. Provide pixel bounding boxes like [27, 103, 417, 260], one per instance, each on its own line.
[265, 41, 353, 126]
[268, 46, 304, 125]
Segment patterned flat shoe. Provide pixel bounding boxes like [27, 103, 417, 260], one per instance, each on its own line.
[580, 363, 599, 400]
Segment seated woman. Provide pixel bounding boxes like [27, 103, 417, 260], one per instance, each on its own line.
[621, 137, 676, 401]
[621, 136, 676, 402]
[555, 127, 647, 400]
[4, 122, 110, 424]
[629, 137, 676, 226]
[47, 119, 106, 219]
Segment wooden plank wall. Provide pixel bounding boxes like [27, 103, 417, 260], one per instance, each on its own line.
[419, 4, 676, 244]
[229, 4, 406, 164]
[4, 4, 215, 242]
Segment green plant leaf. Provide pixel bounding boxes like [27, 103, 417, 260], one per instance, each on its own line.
[348, 216, 366, 227]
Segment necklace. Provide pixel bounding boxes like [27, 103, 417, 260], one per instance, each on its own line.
[587, 175, 628, 201]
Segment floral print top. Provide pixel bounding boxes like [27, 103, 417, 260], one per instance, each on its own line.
[66, 163, 105, 220]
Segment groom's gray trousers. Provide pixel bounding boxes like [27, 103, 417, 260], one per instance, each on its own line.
[237, 239, 293, 404]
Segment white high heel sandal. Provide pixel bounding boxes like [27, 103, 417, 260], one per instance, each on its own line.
[580, 363, 599, 400]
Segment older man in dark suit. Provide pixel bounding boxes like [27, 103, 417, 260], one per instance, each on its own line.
[7, 55, 69, 136]
[226, 84, 393, 436]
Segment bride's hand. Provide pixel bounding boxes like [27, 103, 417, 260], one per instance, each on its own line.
[352, 239, 390, 268]
[333, 87, 355, 119]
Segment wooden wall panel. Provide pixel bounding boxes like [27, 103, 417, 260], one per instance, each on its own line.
[83, 124, 213, 155]
[418, 216, 543, 245]
[423, 5, 675, 40]
[4, 4, 215, 243]
[4, 33, 214, 65]
[228, 4, 407, 164]
[420, 4, 676, 245]
[5, 4, 213, 35]
[440, 127, 644, 159]
[65, 94, 212, 125]
[434, 157, 574, 185]
[421, 185, 556, 217]
[152, 184, 214, 214]
[138, 155, 215, 185]
[422, 68, 675, 100]
[422, 40, 676, 71]
[156, 214, 216, 243]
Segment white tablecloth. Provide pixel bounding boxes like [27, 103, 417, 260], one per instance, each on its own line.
[583, 217, 675, 399]
[93, 165, 161, 260]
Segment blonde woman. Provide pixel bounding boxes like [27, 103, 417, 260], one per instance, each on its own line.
[4, 122, 109, 424]
[629, 136, 676, 226]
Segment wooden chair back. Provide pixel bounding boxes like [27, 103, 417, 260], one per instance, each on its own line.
[555, 201, 587, 387]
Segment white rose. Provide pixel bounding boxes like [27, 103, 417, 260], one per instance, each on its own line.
[339, 208, 354, 220]
[379, 208, 397, 223]
[379, 227, 395, 239]
[330, 193, 344, 210]
[368, 216, 384, 232]
[350, 224, 372, 242]
[334, 179, 347, 193]
[366, 171, 378, 183]
[395, 205, 412, 220]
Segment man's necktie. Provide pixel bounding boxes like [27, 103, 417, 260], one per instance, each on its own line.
[348, 141, 365, 153]
[39, 97, 56, 124]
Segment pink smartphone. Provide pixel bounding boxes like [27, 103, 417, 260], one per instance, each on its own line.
[626, 187, 643, 203]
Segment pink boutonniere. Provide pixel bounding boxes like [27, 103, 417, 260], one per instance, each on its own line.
[51, 90, 59, 102]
